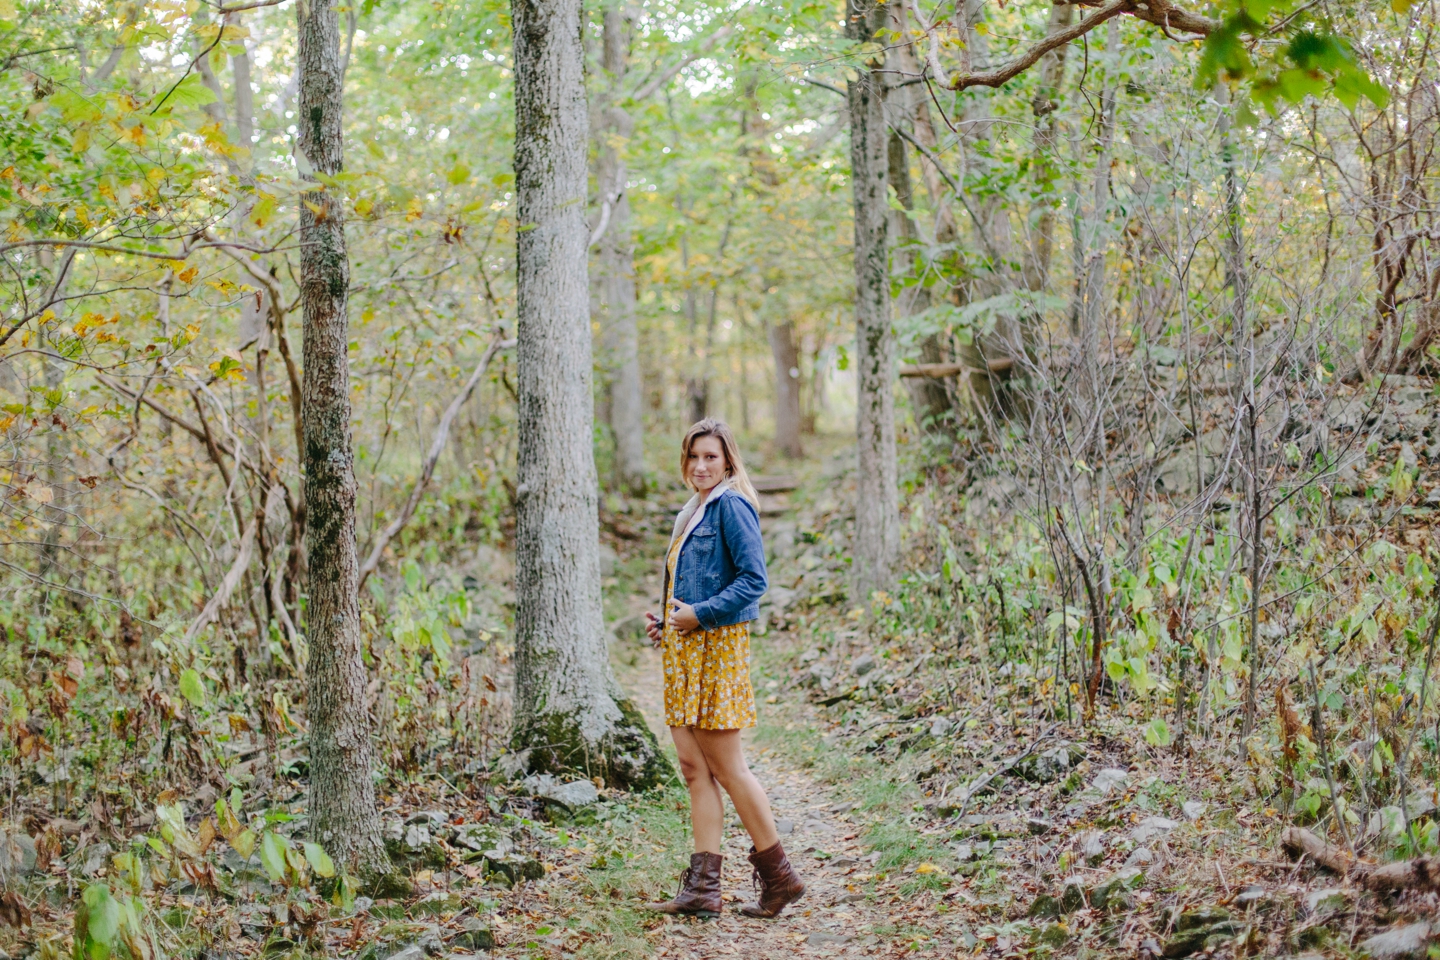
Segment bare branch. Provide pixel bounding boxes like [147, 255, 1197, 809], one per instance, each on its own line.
[358, 337, 516, 587]
[628, 24, 734, 102]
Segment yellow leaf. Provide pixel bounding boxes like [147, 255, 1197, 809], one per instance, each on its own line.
[915, 862, 940, 874]
[405, 197, 424, 222]
[177, 265, 199, 284]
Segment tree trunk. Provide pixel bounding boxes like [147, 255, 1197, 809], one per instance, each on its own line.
[1021, 1, 1074, 293]
[847, 0, 899, 600]
[887, 128, 948, 430]
[296, 0, 388, 876]
[595, 10, 646, 495]
[767, 316, 803, 459]
[511, 0, 669, 789]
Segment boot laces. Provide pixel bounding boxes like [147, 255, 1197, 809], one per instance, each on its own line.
[676, 867, 694, 898]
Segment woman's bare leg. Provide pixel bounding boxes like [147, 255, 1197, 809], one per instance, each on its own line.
[670, 726, 725, 854]
[692, 729, 780, 852]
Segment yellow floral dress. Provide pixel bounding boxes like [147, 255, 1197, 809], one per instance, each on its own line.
[662, 532, 757, 730]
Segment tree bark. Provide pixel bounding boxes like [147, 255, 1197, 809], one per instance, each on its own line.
[887, 127, 948, 430]
[594, 10, 646, 495]
[767, 316, 803, 459]
[511, 0, 669, 788]
[847, 0, 899, 600]
[296, 0, 388, 876]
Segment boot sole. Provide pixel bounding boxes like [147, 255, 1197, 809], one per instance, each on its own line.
[735, 888, 805, 918]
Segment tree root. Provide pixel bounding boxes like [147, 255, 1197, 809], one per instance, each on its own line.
[1281, 827, 1440, 893]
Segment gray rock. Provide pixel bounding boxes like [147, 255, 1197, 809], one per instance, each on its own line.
[1333, 497, 1371, 522]
[406, 810, 448, 826]
[775, 819, 795, 836]
[1131, 816, 1178, 844]
[1026, 817, 1054, 836]
[1124, 846, 1155, 868]
[1181, 800, 1206, 820]
[807, 931, 853, 946]
[1305, 887, 1350, 917]
[1361, 923, 1433, 959]
[520, 774, 599, 808]
[952, 843, 974, 862]
[1401, 442, 1419, 472]
[404, 824, 432, 850]
[929, 716, 952, 738]
[852, 654, 876, 676]
[453, 921, 496, 951]
[1079, 830, 1106, 865]
[1234, 884, 1267, 906]
[1091, 768, 1128, 795]
[0, 831, 37, 879]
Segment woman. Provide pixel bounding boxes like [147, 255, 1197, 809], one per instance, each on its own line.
[642, 419, 804, 920]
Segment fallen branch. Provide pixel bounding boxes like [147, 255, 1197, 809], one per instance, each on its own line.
[952, 726, 1058, 820]
[900, 360, 1013, 378]
[181, 485, 281, 644]
[358, 337, 515, 587]
[1281, 827, 1440, 893]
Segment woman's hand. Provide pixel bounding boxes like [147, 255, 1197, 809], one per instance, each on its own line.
[644, 611, 663, 647]
[667, 598, 700, 634]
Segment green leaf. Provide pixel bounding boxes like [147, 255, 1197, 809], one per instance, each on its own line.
[303, 841, 336, 878]
[160, 74, 218, 111]
[1143, 717, 1172, 747]
[259, 831, 288, 882]
[447, 163, 471, 185]
[179, 668, 206, 707]
[81, 884, 122, 954]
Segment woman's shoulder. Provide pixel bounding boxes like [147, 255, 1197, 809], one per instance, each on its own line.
[713, 487, 760, 522]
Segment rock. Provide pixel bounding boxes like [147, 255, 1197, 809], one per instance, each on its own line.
[1163, 908, 1238, 958]
[806, 932, 853, 946]
[406, 810, 448, 826]
[1079, 830, 1106, 865]
[1038, 923, 1069, 947]
[1181, 800, 1206, 820]
[775, 819, 795, 835]
[1175, 906, 1230, 931]
[453, 921, 496, 951]
[827, 801, 855, 814]
[454, 824, 513, 857]
[1060, 878, 1087, 913]
[1131, 816, 1179, 844]
[520, 774, 599, 808]
[1091, 768, 1128, 795]
[1401, 442, 1419, 472]
[852, 655, 876, 676]
[929, 716, 952, 738]
[1361, 923, 1433, 959]
[1090, 868, 1143, 911]
[404, 824, 432, 850]
[0, 831, 37, 879]
[952, 843, 974, 862]
[412, 893, 464, 917]
[1027, 894, 1063, 920]
[1124, 846, 1154, 868]
[1234, 884, 1267, 906]
[1305, 887, 1350, 917]
[77, 840, 113, 877]
[799, 647, 821, 663]
[1026, 818, 1054, 836]
[1014, 743, 1083, 783]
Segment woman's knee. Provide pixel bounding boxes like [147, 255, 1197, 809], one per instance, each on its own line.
[677, 754, 711, 786]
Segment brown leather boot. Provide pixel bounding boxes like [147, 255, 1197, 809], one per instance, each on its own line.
[644, 852, 723, 918]
[737, 842, 805, 918]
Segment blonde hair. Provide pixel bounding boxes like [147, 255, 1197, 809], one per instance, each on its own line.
[680, 419, 760, 507]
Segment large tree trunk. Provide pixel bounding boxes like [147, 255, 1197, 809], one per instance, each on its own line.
[296, 0, 388, 876]
[887, 127, 948, 430]
[847, 0, 899, 600]
[511, 0, 668, 789]
[767, 316, 803, 459]
[595, 10, 646, 495]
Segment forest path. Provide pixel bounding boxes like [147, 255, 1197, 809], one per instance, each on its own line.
[624, 642, 925, 960]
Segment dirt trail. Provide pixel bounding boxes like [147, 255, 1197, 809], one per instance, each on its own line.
[627, 643, 917, 959]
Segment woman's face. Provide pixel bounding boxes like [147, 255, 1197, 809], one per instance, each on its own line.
[687, 435, 727, 493]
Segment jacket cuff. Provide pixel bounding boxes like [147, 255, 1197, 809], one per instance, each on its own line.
[691, 600, 718, 631]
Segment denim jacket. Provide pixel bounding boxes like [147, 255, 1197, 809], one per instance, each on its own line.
[664, 485, 768, 630]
